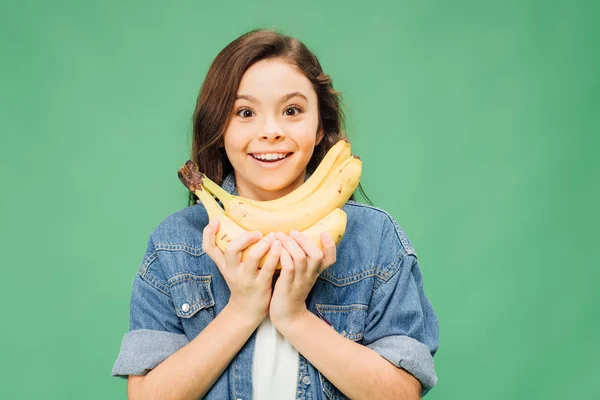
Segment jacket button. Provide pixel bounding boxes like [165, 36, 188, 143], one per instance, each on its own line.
[302, 376, 311, 385]
[181, 303, 190, 312]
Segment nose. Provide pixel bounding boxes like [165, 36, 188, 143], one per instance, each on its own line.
[260, 115, 284, 141]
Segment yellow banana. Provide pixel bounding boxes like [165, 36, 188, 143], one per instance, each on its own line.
[210, 156, 362, 235]
[178, 161, 348, 269]
[200, 139, 352, 209]
[303, 207, 347, 246]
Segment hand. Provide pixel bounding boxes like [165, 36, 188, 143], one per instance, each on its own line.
[202, 219, 282, 323]
[269, 230, 337, 328]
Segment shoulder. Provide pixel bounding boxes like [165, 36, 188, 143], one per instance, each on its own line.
[343, 200, 416, 258]
[137, 204, 211, 286]
[148, 204, 210, 253]
[317, 200, 417, 286]
[330, 200, 417, 278]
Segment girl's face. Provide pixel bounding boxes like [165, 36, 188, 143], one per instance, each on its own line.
[223, 58, 323, 201]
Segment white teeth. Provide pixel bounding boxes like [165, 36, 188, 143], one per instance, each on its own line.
[252, 153, 288, 161]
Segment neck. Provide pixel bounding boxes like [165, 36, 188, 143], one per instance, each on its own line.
[235, 170, 306, 201]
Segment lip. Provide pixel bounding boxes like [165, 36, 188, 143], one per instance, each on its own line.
[249, 151, 292, 156]
[248, 153, 293, 169]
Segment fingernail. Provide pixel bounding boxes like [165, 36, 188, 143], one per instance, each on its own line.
[209, 219, 218, 226]
[290, 230, 299, 237]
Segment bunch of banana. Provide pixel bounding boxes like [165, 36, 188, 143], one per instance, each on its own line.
[200, 139, 352, 209]
[177, 139, 362, 269]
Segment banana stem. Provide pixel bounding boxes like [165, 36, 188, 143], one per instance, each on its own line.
[177, 159, 233, 208]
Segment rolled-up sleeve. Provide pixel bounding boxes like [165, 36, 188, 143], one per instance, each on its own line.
[112, 256, 190, 379]
[363, 253, 440, 395]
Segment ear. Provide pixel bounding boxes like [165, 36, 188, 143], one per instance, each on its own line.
[315, 128, 325, 146]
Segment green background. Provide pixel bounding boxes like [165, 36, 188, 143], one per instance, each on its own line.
[2, 0, 598, 398]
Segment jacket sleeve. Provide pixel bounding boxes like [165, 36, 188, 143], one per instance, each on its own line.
[362, 252, 440, 396]
[111, 241, 190, 378]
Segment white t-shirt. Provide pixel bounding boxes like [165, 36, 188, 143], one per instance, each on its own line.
[252, 313, 300, 399]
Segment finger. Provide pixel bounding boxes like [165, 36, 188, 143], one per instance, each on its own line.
[242, 233, 276, 274]
[278, 248, 295, 284]
[202, 219, 226, 271]
[290, 230, 324, 272]
[257, 238, 282, 282]
[224, 230, 263, 268]
[319, 231, 337, 273]
[276, 232, 307, 271]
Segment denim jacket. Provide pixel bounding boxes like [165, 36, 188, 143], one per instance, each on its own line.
[112, 171, 440, 399]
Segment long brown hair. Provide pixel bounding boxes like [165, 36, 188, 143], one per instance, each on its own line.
[188, 28, 372, 206]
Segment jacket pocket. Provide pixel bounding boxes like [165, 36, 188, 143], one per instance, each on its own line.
[315, 303, 368, 400]
[169, 274, 216, 332]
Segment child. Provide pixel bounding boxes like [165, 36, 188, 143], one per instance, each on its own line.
[112, 28, 439, 399]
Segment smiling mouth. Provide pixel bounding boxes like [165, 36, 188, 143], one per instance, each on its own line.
[250, 153, 293, 163]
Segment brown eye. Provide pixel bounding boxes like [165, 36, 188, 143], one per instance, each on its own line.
[236, 108, 254, 118]
[285, 106, 301, 116]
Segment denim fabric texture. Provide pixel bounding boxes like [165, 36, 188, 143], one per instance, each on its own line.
[112, 171, 440, 399]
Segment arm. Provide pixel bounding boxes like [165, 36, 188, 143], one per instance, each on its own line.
[115, 220, 281, 400]
[278, 310, 422, 400]
[128, 303, 261, 400]
[271, 229, 438, 399]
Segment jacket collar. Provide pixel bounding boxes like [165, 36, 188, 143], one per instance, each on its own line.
[221, 171, 238, 195]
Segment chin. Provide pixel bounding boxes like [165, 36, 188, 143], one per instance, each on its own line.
[255, 181, 289, 193]
[254, 177, 296, 194]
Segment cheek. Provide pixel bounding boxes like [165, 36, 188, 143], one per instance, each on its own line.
[223, 142, 244, 167]
[223, 127, 251, 152]
[289, 121, 319, 143]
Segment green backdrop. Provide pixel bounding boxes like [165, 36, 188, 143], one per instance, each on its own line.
[2, 0, 598, 398]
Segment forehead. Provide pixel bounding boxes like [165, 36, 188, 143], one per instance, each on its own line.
[237, 58, 316, 100]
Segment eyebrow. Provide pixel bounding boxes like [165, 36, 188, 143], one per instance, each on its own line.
[235, 92, 308, 104]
